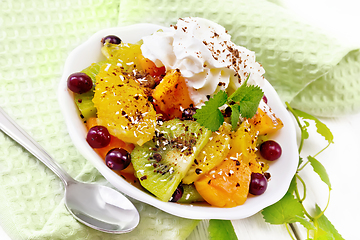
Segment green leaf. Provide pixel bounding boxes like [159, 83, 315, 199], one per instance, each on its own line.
[228, 77, 250, 102]
[317, 230, 335, 240]
[193, 91, 228, 131]
[238, 86, 263, 118]
[293, 216, 315, 230]
[228, 77, 263, 119]
[262, 192, 305, 225]
[315, 204, 345, 240]
[298, 156, 303, 167]
[293, 109, 334, 145]
[287, 175, 297, 194]
[308, 156, 331, 190]
[230, 104, 240, 130]
[208, 220, 238, 240]
[302, 120, 310, 140]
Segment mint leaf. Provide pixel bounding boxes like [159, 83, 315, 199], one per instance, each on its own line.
[308, 156, 331, 189]
[208, 220, 237, 240]
[229, 80, 263, 119]
[193, 91, 228, 131]
[195, 75, 263, 130]
[228, 77, 250, 102]
[230, 104, 240, 130]
[293, 109, 334, 145]
[262, 192, 305, 224]
[315, 204, 345, 240]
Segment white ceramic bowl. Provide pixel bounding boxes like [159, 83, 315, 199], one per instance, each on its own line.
[58, 23, 298, 220]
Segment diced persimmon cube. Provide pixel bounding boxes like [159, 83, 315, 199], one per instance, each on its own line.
[138, 54, 166, 77]
[194, 155, 251, 208]
[95, 135, 135, 159]
[86, 117, 99, 130]
[248, 107, 283, 136]
[152, 69, 194, 119]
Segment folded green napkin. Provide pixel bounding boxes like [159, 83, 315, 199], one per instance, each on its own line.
[1, 0, 360, 240]
[118, 0, 360, 117]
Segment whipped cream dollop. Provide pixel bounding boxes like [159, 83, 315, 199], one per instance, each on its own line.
[141, 17, 265, 106]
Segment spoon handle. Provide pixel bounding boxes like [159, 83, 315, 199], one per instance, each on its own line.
[0, 107, 73, 185]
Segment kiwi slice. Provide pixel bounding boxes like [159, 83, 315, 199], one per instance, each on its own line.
[74, 90, 96, 120]
[131, 119, 212, 202]
[177, 184, 204, 203]
[81, 60, 108, 84]
[73, 60, 108, 120]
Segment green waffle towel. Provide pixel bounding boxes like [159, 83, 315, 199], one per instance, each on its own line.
[117, 0, 360, 117]
[0, 0, 359, 240]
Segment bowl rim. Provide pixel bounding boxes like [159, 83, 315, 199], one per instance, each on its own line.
[58, 23, 299, 220]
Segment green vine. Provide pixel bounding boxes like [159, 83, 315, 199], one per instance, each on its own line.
[261, 102, 344, 240]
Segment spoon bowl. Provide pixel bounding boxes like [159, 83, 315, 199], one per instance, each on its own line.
[65, 181, 139, 233]
[0, 107, 140, 234]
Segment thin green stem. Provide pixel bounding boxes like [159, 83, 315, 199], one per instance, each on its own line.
[313, 142, 331, 158]
[297, 160, 309, 172]
[286, 223, 296, 240]
[294, 174, 314, 221]
[296, 174, 307, 202]
[298, 141, 331, 171]
[294, 174, 301, 200]
[314, 187, 331, 220]
[285, 102, 305, 153]
[298, 142, 331, 172]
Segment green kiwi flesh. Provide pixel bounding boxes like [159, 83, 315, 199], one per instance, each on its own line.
[177, 184, 204, 203]
[131, 119, 212, 202]
[74, 60, 108, 120]
[74, 90, 96, 120]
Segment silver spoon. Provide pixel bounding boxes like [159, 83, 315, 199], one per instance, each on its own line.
[0, 107, 140, 234]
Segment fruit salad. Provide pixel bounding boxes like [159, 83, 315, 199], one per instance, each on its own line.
[66, 17, 284, 208]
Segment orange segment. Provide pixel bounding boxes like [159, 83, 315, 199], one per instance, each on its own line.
[228, 120, 258, 163]
[93, 64, 157, 146]
[249, 157, 263, 173]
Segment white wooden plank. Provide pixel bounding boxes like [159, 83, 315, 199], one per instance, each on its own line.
[232, 213, 291, 239]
